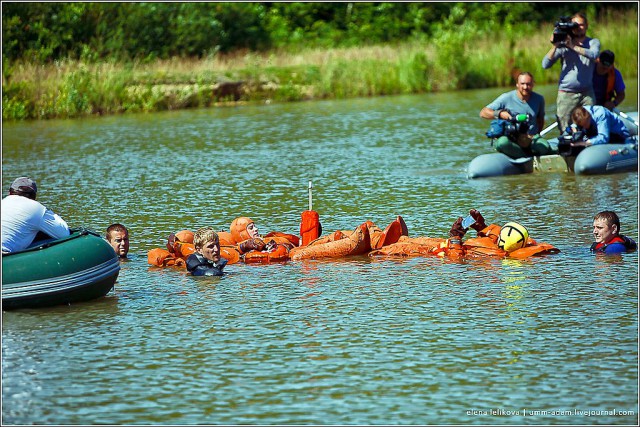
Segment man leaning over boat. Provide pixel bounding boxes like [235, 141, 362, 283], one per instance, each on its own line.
[1, 177, 70, 254]
[565, 105, 633, 151]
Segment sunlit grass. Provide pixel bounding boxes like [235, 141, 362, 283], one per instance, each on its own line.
[2, 11, 637, 120]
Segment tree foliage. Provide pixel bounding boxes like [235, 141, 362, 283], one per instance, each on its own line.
[2, 2, 636, 63]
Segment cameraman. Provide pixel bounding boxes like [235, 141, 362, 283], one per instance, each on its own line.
[480, 72, 555, 159]
[568, 105, 631, 148]
[542, 12, 600, 133]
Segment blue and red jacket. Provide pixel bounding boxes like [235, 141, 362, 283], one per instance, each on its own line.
[590, 235, 637, 254]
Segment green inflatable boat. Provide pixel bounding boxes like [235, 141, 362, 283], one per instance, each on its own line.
[2, 228, 120, 310]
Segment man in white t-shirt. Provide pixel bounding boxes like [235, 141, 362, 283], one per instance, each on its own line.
[1, 177, 70, 254]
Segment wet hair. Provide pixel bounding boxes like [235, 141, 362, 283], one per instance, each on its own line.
[193, 226, 219, 249]
[594, 211, 620, 234]
[570, 106, 590, 125]
[106, 223, 128, 241]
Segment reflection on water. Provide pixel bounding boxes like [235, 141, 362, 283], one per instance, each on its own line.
[2, 84, 638, 425]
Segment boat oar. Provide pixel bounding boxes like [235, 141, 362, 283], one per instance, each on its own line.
[540, 121, 558, 137]
[613, 108, 639, 127]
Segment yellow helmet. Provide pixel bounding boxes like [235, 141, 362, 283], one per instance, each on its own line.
[498, 222, 529, 252]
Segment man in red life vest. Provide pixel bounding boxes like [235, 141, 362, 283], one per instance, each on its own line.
[590, 210, 637, 255]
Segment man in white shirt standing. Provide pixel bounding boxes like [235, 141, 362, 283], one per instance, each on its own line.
[1, 177, 70, 254]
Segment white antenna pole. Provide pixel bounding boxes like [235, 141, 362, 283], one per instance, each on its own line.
[308, 181, 313, 211]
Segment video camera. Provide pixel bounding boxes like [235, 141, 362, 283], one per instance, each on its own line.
[552, 16, 579, 45]
[504, 113, 531, 140]
[557, 125, 586, 156]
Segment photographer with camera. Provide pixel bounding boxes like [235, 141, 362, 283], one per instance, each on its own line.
[562, 105, 632, 154]
[480, 72, 555, 159]
[542, 12, 600, 133]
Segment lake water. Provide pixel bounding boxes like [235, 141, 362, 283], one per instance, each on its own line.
[2, 83, 638, 425]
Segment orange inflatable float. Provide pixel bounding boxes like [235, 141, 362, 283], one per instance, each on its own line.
[148, 216, 300, 268]
[148, 229, 241, 268]
[369, 236, 446, 257]
[289, 216, 408, 261]
[147, 247, 187, 267]
[289, 223, 371, 260]
[147, 229, 195, 268]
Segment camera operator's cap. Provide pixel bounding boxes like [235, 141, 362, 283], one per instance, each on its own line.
[10, 176, 38, 194]
[599, 50, 615, 66]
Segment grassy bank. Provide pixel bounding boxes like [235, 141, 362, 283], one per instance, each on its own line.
[2, 11, 637, 121]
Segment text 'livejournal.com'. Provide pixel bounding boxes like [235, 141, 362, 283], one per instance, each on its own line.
[466, 408, 636, 418]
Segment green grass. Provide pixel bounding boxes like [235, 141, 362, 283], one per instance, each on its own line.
[2, 11, 637, 121]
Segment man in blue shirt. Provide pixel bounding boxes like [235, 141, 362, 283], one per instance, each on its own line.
[480, 71, 554, 158]
[569, 105, 631, 146]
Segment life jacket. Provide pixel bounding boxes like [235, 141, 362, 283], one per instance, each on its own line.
[149, 229, 195, 268]
[590, 235, 637, 253]
[243, 243, 290, 263]
[147, 248, 187, 267]
[233, 233, 297, 263]
[431, 239, 466, 259]
[263, 231, 299, 248]
[300, 210, 321, 246]
[605, 66, 617, 103]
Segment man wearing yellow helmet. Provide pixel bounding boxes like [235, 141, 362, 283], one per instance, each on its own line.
[437, 209, 559, 259]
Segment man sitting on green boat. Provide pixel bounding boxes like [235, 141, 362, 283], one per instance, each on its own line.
[1, 177, 70, 254]
[480, 71, 556, 159]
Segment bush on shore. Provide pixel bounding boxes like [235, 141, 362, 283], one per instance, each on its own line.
[2, 10, 637, 121]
